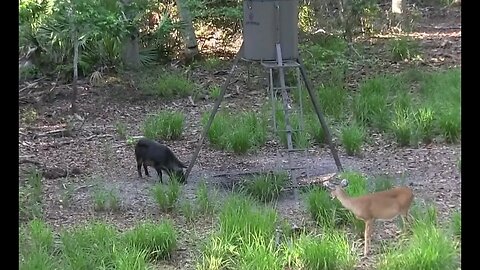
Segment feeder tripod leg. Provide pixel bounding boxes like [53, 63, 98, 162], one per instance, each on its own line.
[297, 57, 344, 172]
[184, 43, 245, 180]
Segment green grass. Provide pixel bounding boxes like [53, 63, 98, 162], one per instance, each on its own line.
[203, 110, 267, 154]
[377, 221, 458, 270]
[197, 194, 278, 270]
[219, 194, 277, 245]
[340, 123, 365, 156]
[317, 85, 348, 120]
[115, 121, 128, 139]
[420, 68, 461, 143]
[414, 107, 436, 144]
[196, 180, 218, 215]
[237, 236, 283, 270]
[345, 68, 460, 146]
[438, 107, 461, 143]
[137, 69, 195, 98]
[19, 219, 56, 269]
[299, 37, 347, 76]
[305, 114, 325, 145]
[92, 185, 121, 212]
[20, 219, 177, 270]
[180, 180, 218, 223]
[352, 75, 393, 130]
[410, 202, 439, 228]
[273, 101, 311, 149]
[180, 200, 196, 223]
[283, 230, 357, 269]
[390, 107, 419, 147]
[19, 169, 44, 221]
[143, 111, 185, 140]
[305, 187, 340, 229]
[450, 210, 461, 238]
[339, 171, 368, 196]
[122, 220, 177, 260]
[151, 180, 181, 212]
[209, 85, 221, 99]
[201, 57, 224, 70]
[389, 37, 421, 61]
[60, 222, 120, 269]
[242, 172, 289, 203]
[372, 174, 395, 192]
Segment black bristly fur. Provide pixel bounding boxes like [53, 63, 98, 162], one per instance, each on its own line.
[134, 138, 187, 183]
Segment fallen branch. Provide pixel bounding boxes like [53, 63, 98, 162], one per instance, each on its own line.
[19, 159, 42, 166]
[73, 184, 96, 192]
[19, 82, 39, 93]
[36, 128, 70, 138]
[85, 134, 114, 141]
[48, 140, 75, 148]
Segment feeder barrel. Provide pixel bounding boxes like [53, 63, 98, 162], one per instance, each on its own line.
[243, 0, 299, 61]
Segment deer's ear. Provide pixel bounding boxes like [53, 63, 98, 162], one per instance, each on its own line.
[323, 181, 334, 191]
[340, 179, 349, 187]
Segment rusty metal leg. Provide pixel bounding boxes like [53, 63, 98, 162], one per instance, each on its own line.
[297, 57, 344, 172]
[184, 43, 245, 181]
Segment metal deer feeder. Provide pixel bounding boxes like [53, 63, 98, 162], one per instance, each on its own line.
[185, 0, 343, 195]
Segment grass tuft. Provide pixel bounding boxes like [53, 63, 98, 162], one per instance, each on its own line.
[451, 210, 461, 238]
[137, 70, 195, 98]
[317, 85, 348, 120]
[305, 114, 325, 145]
[390, 107, 418, 147]
[92, 185, 121, 212]
[414, 107, 436, 144]
[122, 220, 177, 261]
[19, 219, 177, 270]
[372, 174, 395, 192]
[285, 231, 357, 270]
[305, 187, 339, 229]
[143, 111, 185, 141]
[242, 172, 289, 203]
[341, 123, 365, 156]
[151, 180, 181, 212]
[197, 194, 278, 270]
[203, 111, 267, 154]
[353, 75, 394, 130]
[377, 221, 458, 270]
[389, 37, 420, 61]
[20, 169, 44, 221]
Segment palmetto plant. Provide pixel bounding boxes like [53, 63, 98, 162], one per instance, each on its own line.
[19, 0, 182, 77]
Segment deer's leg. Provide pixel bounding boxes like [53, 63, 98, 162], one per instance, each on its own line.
[401, 209, 412, 231]
[364, 219, 373, 256]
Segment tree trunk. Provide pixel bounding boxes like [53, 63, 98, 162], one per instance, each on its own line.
[391, 0, 408, 31]
[337, 0, 353, 43]
[71, 31, 79, 114]
[121, 0, 140, 70]
[175, 0, 199, 61]
[122, 29, 141, 70]
[70, 2, 79, 114]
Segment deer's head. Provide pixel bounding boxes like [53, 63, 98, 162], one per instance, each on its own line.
[325, 178, 349, 199]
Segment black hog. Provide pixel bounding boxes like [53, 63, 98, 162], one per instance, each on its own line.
[134, 138, 187, 183]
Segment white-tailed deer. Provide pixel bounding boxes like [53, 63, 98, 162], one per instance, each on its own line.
[329, 179, 414, 256]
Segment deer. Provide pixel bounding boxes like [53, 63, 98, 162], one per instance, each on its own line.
[328, 179, 414, 256]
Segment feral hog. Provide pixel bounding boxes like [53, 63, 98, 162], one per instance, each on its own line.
[134, 138, 187, 183]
